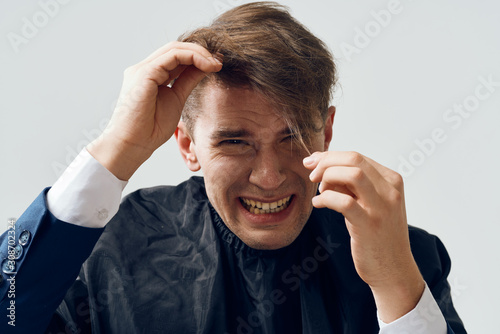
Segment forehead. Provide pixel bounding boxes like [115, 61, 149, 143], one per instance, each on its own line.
[195, 83, 288, 135]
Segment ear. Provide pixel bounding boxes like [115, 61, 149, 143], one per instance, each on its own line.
[175, 121, 201, 172]
[323, 106, 336, 151]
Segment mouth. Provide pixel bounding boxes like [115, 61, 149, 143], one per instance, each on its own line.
[239, 195, 293, 214]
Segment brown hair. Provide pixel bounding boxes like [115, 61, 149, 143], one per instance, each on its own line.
[179, 1, 337, 148]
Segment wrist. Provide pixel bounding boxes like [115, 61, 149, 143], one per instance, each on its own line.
[370, 263, 425, 323]
[87, 135, 153, 181]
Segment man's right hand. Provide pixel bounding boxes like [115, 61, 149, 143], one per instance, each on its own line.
[87, 42, 222, 180]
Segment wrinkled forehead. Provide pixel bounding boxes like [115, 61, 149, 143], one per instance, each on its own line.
[195, 83, 290, 134]
[198, 80, 268, 110]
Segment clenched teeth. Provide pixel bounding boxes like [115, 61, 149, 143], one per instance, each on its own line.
[240, 196, 292, 214]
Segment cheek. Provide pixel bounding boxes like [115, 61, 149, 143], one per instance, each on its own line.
[279, 149, 310, 178]
[201, 155, 251, 199]
[203, 154, 250, 179]
[284, 153, 317, 199]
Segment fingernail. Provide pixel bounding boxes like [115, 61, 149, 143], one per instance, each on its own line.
[303, 155, 316, 166]
[214, 52, 224, 61]
[309, 169, 317, 181]
[211, 54, 223, 65]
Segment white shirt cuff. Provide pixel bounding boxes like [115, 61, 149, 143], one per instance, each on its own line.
[378, 283, 447, 334]
[47, 148, 128, 228]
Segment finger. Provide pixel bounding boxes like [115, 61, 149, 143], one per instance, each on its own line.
[363, 155, 405, 191]
[145, 49, 222, 86]
[142, 41, 214, 64]
[362, 156, 407, 219]
[319, 183, 355, 198]
[318, 166, 378, 201]
[309, 151, 400, 205]
[309, 151, 369, 183]
[170, 65, 209, 104]
[312, 190, 366, 222]
[164, 65, 188, 87]
[303, 151, 324, 170]
[309, 152, 391, 194]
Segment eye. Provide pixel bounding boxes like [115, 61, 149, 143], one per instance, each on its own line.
[281, 134, 298, 142]
[221, 139, 245, 145]
[216, 139, 254, 156]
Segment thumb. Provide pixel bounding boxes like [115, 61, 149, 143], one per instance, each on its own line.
[303, 151, 323, 170]
[171, 65, 217, 103]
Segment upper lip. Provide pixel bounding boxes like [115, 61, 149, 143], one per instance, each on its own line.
[238, 194, 294, 203]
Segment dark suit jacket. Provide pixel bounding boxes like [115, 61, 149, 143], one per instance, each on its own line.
[0, 178, 466, 333]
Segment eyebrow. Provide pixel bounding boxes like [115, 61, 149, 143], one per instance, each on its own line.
[278, 127, 296, 136]
[210, 128, 252, 141]
[209, 127, 296, 141]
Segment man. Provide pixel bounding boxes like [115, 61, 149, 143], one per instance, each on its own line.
[0, 2, 465, 333]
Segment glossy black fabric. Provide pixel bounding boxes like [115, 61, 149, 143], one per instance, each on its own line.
[47, 176, 465, 334]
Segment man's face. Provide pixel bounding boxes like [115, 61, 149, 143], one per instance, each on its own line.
[182, 84, 333, 250]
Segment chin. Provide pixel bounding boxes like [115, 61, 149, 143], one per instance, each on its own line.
[238, 223, 306, 250]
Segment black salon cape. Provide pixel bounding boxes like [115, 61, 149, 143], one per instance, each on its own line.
[46, 176, 465, 334]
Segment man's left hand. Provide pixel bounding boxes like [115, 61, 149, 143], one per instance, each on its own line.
[304, 151, 425, 323]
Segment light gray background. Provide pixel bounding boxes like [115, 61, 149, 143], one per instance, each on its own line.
[1, 0, 499, 332]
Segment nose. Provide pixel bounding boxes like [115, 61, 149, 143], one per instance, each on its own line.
[248, 147, 286, 191]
